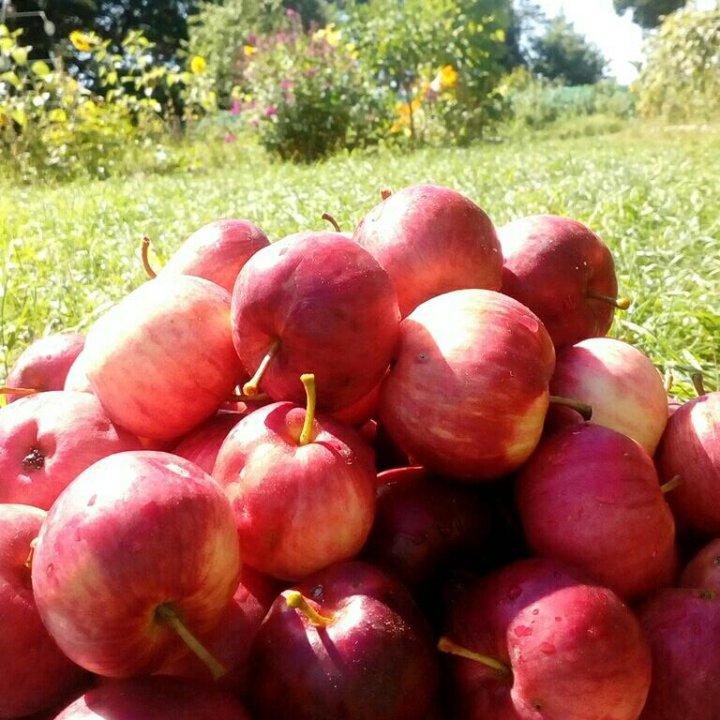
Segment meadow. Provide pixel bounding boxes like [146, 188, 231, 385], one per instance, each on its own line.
[1, 121, 718, 397]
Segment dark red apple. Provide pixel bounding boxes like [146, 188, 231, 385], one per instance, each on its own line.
[379, 289, 556, 480]
[172, 411, 244, 475]
[655, 391, 720, 534]
[441, 557, 651, 720]
[213, 375, 376, 580]
[231, 231, 400, 412]
[31, 450, 241, 678]
[53, 676, 250, 719]
[83, 275, 244, 441]
[0, 504, 87, 719]
[158, 218, 269, 293]
[638, 588, 720, 719]
[247, 560, 439, 720]
[352, 184, 502, 317]
[4, 332, 85, 402]
[0, 391, 142, 509]
[680, 538, 720, 591]
[499, 214, 626, 349]
[516, 423, 676, 600]
[549, 337, 668, 454]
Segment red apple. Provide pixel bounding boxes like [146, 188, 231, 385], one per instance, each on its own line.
[638, 588, 720, 720]
[499, 214, 626, 348]
[655, 391, 720, 534]
[548, 337, 668, 454]
[31, 450, 241, 677]
[516, 423, 676, 600]
[0, 504, 87, 719]
[352, 184, 502, 317]
[231, 231, 400, 412]
[247, 560, 439, 720]
[441, 557, 651, 720]
[213, 375, 376, 580]
[4, 332, 85, 402]
[158, 218, 269, 293]
[63, 352, 93, 394]
[83, 275, 244, 441]
[379, 289, 556, 480]
[172, 411, 245, 475]
[680, 538, 720, 591]
[0, 391, 142, 509]
[53, 676, 251, 719]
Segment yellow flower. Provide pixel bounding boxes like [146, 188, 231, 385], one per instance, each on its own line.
[243, 44, 256, 57]
[69, 30, 94, 52]
[438, 65, 459, 89]
[313, 24, 341, 48]
[190, 55, 206, 74]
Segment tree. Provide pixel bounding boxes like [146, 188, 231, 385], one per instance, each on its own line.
[530, 15, 607, 85]
[613, 0, 687, 29]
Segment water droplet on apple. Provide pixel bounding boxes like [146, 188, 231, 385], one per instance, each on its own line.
[532, 608, 539, 615]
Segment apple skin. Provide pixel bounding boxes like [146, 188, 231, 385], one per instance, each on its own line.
[0, 391, 143, 509]
[352, 184, 502, 317]
[156, 565, 278, 696]
[0, 504, 87, 719]
[548, 337, 668, 454]
[655, 391, 720, 534]
[31, 450, 242, 677]
[247, 560, 439, 720]
[638, 588, 720, 720]
[516, 423, 676, 600]
[84, 275, 244, 441]
[4, 332, 85, 402]
[379, 289, 556, 481]
[172, 411, 244, 475]
[499, 214, 619, 349]
[680, 538, 720, 591]
[159, 218, 269, 293]
[231, 231, 400, 412]
[53, 676, 251, 719]
[213, 402, 376, 580]
[63, 352, 93, 394]
[443, 558, 651, 720]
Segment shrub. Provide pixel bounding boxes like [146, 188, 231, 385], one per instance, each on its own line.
[634, 7, 720, 122]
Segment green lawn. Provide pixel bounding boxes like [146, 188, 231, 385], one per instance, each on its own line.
[1, 122, 718, 396]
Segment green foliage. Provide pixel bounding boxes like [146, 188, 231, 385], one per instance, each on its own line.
[240, 13, 391, 161]
[529, 15, 607, 86]
[613, 0, 687, 29]
[341, 0, 511, 144]
[634, 7, 720, 122]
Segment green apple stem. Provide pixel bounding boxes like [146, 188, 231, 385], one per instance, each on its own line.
[321, 213, 341, 233]
[661, 475, 681, 494]
[141, 236, 157, 279]
[692, 372, 706, 397]
[437, 636, 512, 677]
[380, 188, 392, 200]
[549, 395, 593, 421]
[242, 339, 281, 397]
[285, 590, 334, 626]
[299, 373, 316, 446]
[664, 372, 674, 393]
[155, 603, 226, 680]
[0, 386, 39, 397]
[586, 290, 631, 310]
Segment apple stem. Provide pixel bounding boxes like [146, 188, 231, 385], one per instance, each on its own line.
[438, 636, 512, 677]
[242, 339, 281, 397]
[155, 603, 226, 680]
[661, 475, 681, 494]
[691, 372, 706, 397]
[664, 372, 674, 393]
[549, 395, 593, 421]
[321, 213, 341, 233]
[380, 188, 392, 200]
[0, 386, 39, 397]
[141, 236, 157, 279]
[24, 537, 38, 570]
[226, 391, 270, 403]
[299, 373, 316, 446]
[586, 291, 631, 310]
[284, 590, 334, 626]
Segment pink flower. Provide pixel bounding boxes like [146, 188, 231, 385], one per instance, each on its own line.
[280, 78, 293, 90]
[230, 99, 242, 116]
[286, 8, 298, 17]
[247, 33, 257, 45]
[265, 106, 278, 117]
[223, 133, 236, 143]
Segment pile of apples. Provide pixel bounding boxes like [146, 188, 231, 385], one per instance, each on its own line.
[1, 183, 719, 720]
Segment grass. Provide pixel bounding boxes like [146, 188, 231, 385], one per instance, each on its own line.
[1, 121, 718, 398]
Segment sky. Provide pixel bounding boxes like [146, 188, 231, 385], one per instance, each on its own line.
[533, 0, 716, 85]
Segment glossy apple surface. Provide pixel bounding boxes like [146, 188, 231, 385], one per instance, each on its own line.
[379, 289, 555, 480]
[516, 423, 676, 599]
[352, 184, 502, 316]
[32, 451, 241, 677]
[172, 411, 244, 475]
